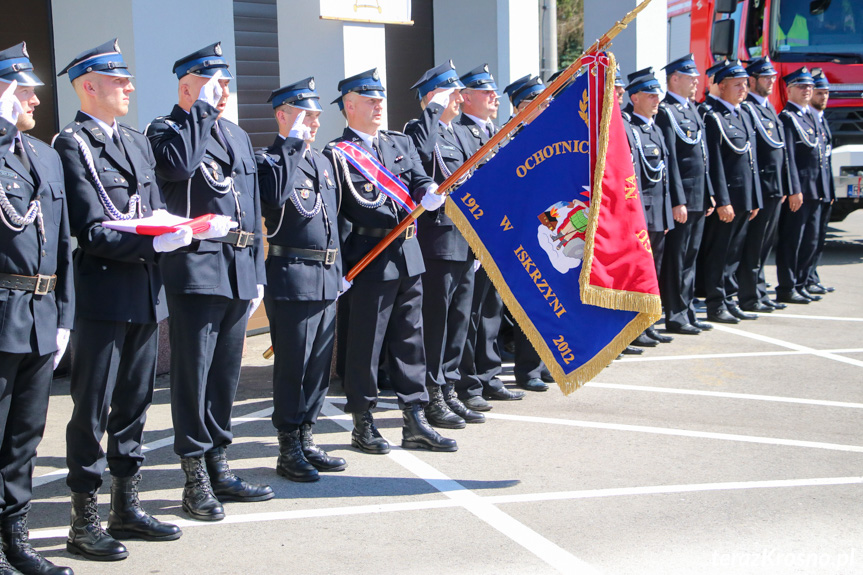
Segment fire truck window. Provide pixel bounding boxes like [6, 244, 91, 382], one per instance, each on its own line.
[746, 0, 767, 57]
[773, 0, 862, 54]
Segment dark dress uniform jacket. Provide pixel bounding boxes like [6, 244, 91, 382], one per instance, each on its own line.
[323, 128, 432, 281]
[656, 94, 713, 211]
[146, 101, 265, 300]
[258, 136, 341, 301]
[404, 102, 472, 261]
[54, 112, 167, 324]
[780, 104, 831, 201]
[703, 99, 763, 211]
[0, 120, 73, 355]
[625, 115, 674, 232]
[742, 96, 787, 199]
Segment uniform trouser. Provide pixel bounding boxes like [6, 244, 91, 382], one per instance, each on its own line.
[776, 199, 822, 294]
[738, 195, 783, 308]
[662, 210, 706, 328]
[343, 275, 428, 413]
[66, 319, 157, 493]
[265, 297, 336, 432]
[457, 267, 505, 398]
[808, 200, 833, 286]
[0, 351, 52, 519]
[514, 326, 550, 383]
[167, 294, 248, 458]
[421, 258, 474, 390]
[700, 209, 751, 315]
[649, 231, 666, 286]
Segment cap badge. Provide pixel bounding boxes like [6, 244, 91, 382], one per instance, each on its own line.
[215, 44, 222, 56]
[309, 79, 315, 91]
[22, 43, 29, 58]
[372, 70, 379, 81]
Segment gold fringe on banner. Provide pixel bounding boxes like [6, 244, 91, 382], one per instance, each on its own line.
[446, 51, 659, 395]
[579, 52, 664, 319]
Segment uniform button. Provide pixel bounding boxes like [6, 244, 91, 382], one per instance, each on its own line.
[42, 250, 47, 257]
[156, 299, 160, 305]
[232, 171, 237, 176]
[142, 206, 148, 212]
[114, 177, 119, 183]
[202, 112, 209, 118]
[329, 240, 334, 245]
[241, 211, 246, 218]
[0, 128, 6, 135]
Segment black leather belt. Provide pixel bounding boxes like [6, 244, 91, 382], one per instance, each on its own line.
[0, 273, 57, 295]
[211, 230, 254, 248]
[268, 245, 338, 265]
[354, 223, 416, 240]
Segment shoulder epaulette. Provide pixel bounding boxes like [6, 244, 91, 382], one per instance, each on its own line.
[257, 151, 279, 167]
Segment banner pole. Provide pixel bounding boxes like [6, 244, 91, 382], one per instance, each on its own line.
[264, 0, 654, 358]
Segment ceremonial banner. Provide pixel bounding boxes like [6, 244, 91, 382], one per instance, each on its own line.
[445, 52, 661, 393]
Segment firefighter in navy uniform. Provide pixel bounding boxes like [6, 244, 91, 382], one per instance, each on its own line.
[403, 61, 484, 428]
[146, 43, 273, 522]
[257, 78, 346, 482]
[501, 75, 554, 391]
[622, 68, 675, 347]
[656, 54, 715, 335]
[0, 44, 74, 575]
[323, 68, 456, 454]
[738, 57, 789, 312]
[700, 60, 763, 323]
[775, 67, 831, 304]
[806, 68, 835, 295]
[454, 64, 527, 406]
[54, 39, 184, 562]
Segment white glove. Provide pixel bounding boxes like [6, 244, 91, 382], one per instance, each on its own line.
[249, 284, 265, 316]
[420, 184, 446, 211]
[193, 215, 236, 240]
[473, 260, 481, 272]
[54, 328, 70, 370]
[288, 110, 311, 141]
[336, 276, 352, 301]
[429, 88, 455, 109]
[153, 226, 193, 253]
[0, 80, 23, 126]
[198, 70, 224, 108]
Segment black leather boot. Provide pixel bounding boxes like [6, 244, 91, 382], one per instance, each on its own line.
[351, 412, 390, 454]
[204, 446, 275, 503]
[276, 430, 319, 482]
[106, 474, 182, 542]
[180, 457, 225, 522]
[402, 404, 458, 452]
[66, 492, 128, 561]
[424, 385, 466, 429]
[2, 514, 71, 574]
[300, 423, 346, 472]
[0, 548, 21, 575]
[442, 384, 484, 424]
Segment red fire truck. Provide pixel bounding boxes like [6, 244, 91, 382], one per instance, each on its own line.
[670, 0, 863, 220]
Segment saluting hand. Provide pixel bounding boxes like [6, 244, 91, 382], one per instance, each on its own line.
[0, 80, 23, 125]
[429, 88, 455, 109]
[288, 110, 311, 141]
[198, 70, 224, 108]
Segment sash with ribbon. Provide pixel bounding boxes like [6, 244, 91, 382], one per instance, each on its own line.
[334, 141, 417, 212]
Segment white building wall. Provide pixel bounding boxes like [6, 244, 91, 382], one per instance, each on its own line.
[584, 0, 668, 92]
[52, 0, 238, 132]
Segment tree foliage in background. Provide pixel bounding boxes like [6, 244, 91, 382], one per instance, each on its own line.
[558, 0, 584, 69]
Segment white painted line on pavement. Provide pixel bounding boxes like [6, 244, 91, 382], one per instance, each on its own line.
[584, 382, 863, 409]
[28, 476, 863, 542]
[320, 403, 600, 575]
[615, 348, 863, 363]
[709, 324, 863, 368]
[32, 406, 276, 489]
[747, 313, 863, 322]
[332, 398, 863, 453]
[482, 476, 863, 505]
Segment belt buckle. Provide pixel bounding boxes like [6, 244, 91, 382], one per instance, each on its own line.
[34, 275, 52, 296]
[325, 249, 338, 266]
[404, 223, 416, 240]
[236, 231, 252, 248]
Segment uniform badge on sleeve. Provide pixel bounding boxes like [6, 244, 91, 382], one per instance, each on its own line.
[300, 189, 310, 199]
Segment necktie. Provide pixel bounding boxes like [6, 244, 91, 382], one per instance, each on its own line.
[485, 121, 494, 137]
[371, 136, 381, 160]
[14, 138, 30, 174]
[112, 130, 126, 159]
[212, 121, 233, 161]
